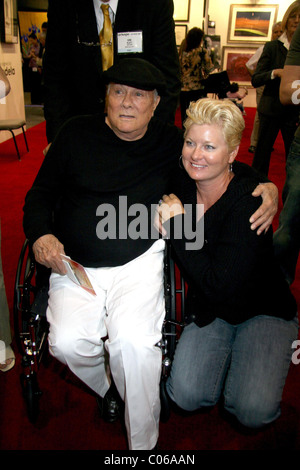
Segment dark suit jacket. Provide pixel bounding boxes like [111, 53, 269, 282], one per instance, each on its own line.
[251, 38, 299, 121]
[43, 0, 180, 141]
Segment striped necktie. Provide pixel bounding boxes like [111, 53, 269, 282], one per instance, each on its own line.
[99, 4, 114, 71]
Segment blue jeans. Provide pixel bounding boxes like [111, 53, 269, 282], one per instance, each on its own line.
[167, 315, 298, 428]
[273, 135, 300, 285]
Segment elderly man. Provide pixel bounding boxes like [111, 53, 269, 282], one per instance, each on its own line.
[23, 58, 278, 450]
[24, 58, 182, 450]
[43, 0, 181, 142]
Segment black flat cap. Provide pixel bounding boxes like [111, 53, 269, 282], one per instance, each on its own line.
[103, 58, 166, 95]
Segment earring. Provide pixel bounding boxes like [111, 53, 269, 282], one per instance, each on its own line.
[229, 163, 233, 172]
[179, 155, 184, 169]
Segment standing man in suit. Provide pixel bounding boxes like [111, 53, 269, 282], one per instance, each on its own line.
[251, 1, 300, 176]
[43, 0, 181, 143]
[273, 22, 300, 286]
[246, 21, 283, 154]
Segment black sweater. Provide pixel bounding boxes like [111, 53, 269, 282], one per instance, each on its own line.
[23, 115, 183, 267]
[167, 161, 297, 326]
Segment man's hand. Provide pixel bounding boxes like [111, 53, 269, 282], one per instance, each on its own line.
[250, 183, 278, 235]
[273, 68, 284, 79]
[32, 234, 67, 274]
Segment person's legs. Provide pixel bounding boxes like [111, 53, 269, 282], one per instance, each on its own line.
[0, 221, 14, 371]
[47, 240, 165, 450]
[249, 86, 264, 150]
[224, 314, 298, 428]
[273, 137, 300, 285]
[166, 319, 235, 411]
[252, 113, 280, 176]
[280, 118, 298, 161]
[0, 224, 12, 347]
[47, 271, 110, 398]
[105, 239, 166, 450]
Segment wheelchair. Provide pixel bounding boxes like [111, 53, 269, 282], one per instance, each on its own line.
[13, 238, 186, 423]
[13, 239, 50, 422]
[160, 240, 187, 421]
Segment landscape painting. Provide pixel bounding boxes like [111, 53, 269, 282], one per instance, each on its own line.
[227, 4, 279, 44]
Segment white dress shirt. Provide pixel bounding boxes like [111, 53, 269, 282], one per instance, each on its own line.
[93, 0, 119, 33]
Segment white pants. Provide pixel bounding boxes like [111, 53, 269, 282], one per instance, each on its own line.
[47, 239, 165, 450]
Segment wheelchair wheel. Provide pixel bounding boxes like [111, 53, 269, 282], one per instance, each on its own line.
[20, 369, 42, 423]
[13, 240, 49, 361]
[163, 241, 186, 361]
[13, 239, 49, 422]
[13, 239, 37, 356]
[160, 242, 187, 422]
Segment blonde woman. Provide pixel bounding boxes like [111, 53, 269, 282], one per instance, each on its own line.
[158, 98, 298, 430]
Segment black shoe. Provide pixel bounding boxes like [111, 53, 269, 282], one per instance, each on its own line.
[97, 384, 123, 423]
[248, 145, 256, 153]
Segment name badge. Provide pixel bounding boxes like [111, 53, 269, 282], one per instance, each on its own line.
[117, 31, 143, 54]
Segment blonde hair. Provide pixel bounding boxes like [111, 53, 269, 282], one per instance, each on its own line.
[281, 1, 300, 32]
[184, 98, 245, 153]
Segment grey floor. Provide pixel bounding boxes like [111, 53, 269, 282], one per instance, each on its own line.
[24, 92, 45, 129]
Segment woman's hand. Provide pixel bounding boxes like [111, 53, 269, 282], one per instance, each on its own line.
[155, 194, 185, 236]
[32, 234, 67, 275]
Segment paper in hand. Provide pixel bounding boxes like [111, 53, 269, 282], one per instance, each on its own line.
[61, 255, 96, 296]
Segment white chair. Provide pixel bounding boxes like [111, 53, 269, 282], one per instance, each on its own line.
[0, 119, 29, 160]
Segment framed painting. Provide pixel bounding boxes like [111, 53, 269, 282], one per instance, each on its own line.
[175, 24, 187, 47]
[227, 4, 279, 44]
[0, 0, 18, 43]
[222, 46, 258, 86]
[205, 35, 222, 71]
[173, 0, 191, 22]
[18, 10, 48, 58]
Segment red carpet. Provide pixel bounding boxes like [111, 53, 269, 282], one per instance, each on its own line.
[0, 108, 299, 452]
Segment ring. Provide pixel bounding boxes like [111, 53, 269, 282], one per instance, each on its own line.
[158, 199, 163, 206]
